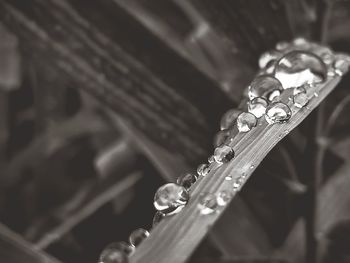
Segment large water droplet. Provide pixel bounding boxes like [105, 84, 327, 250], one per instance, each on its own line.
[129, 229, 149, 247]
[177, 173, 197, 190]
[197, 193, 218, 215]
[274, 51, 327, 89]
[248, 97, 268, 118]
[214, 144, 235, 164]
[265, 102, 292, 124]
[216, 190, 232, 206]
[154, 183, 189, 215]
[248, 75, 283, 100]
[237, 112, 257, 132]
[197, 163, 210, 177]
[99, 242, 133, 263]
[220, 109, 241, 130]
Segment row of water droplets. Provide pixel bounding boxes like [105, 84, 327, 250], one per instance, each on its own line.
[97, 38, 350, 263]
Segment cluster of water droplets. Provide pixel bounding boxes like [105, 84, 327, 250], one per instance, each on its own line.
[97, 38, 350, 263]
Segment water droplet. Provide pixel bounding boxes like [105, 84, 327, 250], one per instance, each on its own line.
[208, 155, 215, 163]
[152, 212, 165, 227]
[197, 193, 218, 215]
[233, 176, 245, 191]
[265, 102, 292, 124]
[216, 190, 232, 206]
[293, 93, 309, 108]
[129, 229, 149, 247]
[334, 57, 350, 76]
[154, 183, 189, 215]
[259, 50, 282, 68]
[197, 163, 210, 177]
[99, 242, 133, 263]
[237, 112, 257, 132]
[248, 97, 268, 118]
[314, 92, 319, 97]
[214, 144, 235, 164]
[213, 129, 231, 147]
[248, 75, 283, 100]
[250, 165, 255, 169]
[293, 86, 307, 95]
[225, 175, 233, 181]
[220, 109, 241, 130]
[274, 51, 327, 89]
[276, 41, 289, 51]
[177, 173, 198, 189]
[293, 37, 309, 48]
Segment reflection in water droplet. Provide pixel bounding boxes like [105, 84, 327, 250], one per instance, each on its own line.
[268, 89, 281, 101]
[293, 93, 309, 108]
[248, 75, 283, 100]
[248, 97, 268, 118]
[274, 51, 327, 89]
[237, 112, 257, 132]
[220, 109, 241, 130]
[265, 102, 292, 124]
[198, 193, 218, 215]
[214, 144, 235, 164]
[216, 191, 232, 206]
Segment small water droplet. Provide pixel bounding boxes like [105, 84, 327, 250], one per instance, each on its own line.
[233, 176, 245, 191]
[293, 93, 309, 108]
[314, 92, 319, 97]
[248, 97, 268, 118]
[208, 155, 215, 163]
[274, 51, 327, 89]
[99, 242, 133, 263]
[154, 183, 189, 215]
[216, 190, 232, 206]
[248, 75, 283, 100]
[265, 102, 292, 124]
[220, 109, 241, 130]
[250, 165, 255, 169]
[152, 211, 165, 227]
[293, 37, 309, 47]
[293, 86, 307, 95]
[177, 173, 198, 190]
[213, 129, 231, 147]
[225, 175, 233, 181]
[129, 228, 149, 247]
[237, 112, 257, 132]
[214, 144, 235, 164]
[259, 50, 282, 69]
[276, 41, 289, 51]
[197, 163, 210, 177]
[333, 57, 350, 76]
[197, 193, 218, 215]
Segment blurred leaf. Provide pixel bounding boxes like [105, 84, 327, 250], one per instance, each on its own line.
[0, 22, 21, 91]
[321, 219, 350, 263]
[276, 163, 350, 261]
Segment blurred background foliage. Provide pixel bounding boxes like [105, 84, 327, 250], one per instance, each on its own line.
[0, 0, 349, 263]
